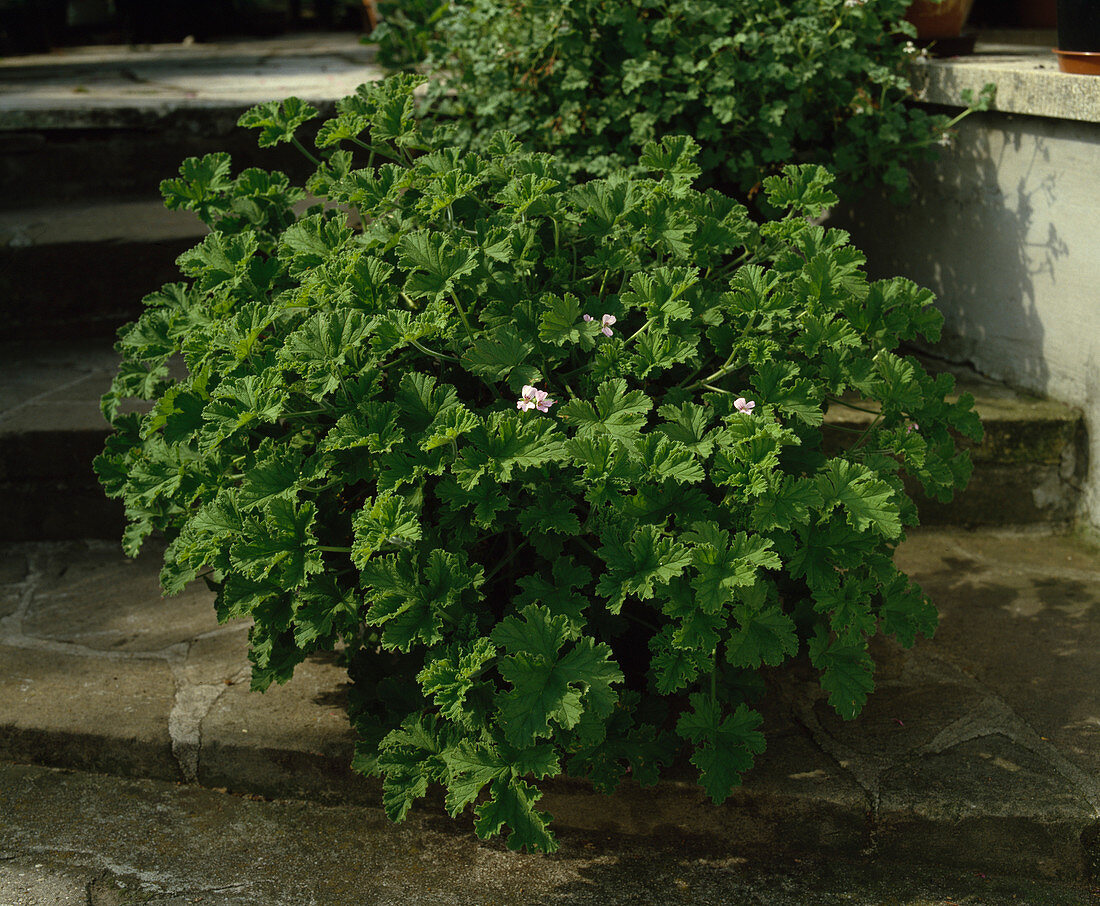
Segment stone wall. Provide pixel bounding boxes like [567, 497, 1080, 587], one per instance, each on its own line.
[833, 45, 1100, 529]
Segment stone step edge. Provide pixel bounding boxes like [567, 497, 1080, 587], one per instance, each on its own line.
[0, 717, 1093, 882]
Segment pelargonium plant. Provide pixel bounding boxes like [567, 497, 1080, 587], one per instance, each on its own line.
[96, 74, 980, 852]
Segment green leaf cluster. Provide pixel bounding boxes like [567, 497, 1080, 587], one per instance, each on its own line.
[98, 76, 976, 853]
[409, 0, 994, 205]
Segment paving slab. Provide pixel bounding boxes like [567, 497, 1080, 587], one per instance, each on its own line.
[1, 761, 1096, 906]
[0, 33, 387, 128]
[1, 530, 1099, 881]
[0, 643, 178, 781]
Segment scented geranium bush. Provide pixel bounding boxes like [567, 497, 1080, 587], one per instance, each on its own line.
[96, 75, 980, 852]
[422, 0, 993, 204]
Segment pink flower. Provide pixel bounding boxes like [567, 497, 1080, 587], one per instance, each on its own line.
[734, 397, 755, 415]
[517, 385, 555, 413]
[906, 422, 920, 434]
[583, 313, 617, 337]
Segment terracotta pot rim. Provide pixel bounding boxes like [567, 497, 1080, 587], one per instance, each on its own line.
[1053, 48, 1100, 74]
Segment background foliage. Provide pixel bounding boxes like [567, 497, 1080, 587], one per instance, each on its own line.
[410, 0, 990, 204]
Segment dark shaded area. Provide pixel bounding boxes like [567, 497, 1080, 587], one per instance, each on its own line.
[0, 0, 366, 55]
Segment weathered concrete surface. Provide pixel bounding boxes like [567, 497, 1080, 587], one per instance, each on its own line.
[1, 761, 1095, 906]
[833, 104, 1100, 530]
[1, 529, 1099, 883]
[911, 36, 1100, 125]
[0, 33, 386, 126]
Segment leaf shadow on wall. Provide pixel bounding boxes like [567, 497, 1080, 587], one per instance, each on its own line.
[830, 110, 1070, 399]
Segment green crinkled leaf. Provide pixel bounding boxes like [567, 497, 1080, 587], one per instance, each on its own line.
[492, 604, 622, 748]
[621, 266, 697, 323]
[751, 361, 823, 426]
[814, 576, 877, 642]
[685, 522, 781, 615]
[376, 713, 451, 822]
[159, 152, 233, 225]
[649, 627, 709, 694]
[398, 231, 476, 300]
[752, 475, 824, 531]
[639, 134, 702, 184]
[230, 498, 324, 589]
[352, 493, 423, 567]
[203, 373, 287, 445]
[321, 404, 404, 453]
[237, 96, 320, 148]
[516, 496, 581, 536]
[725, 602, 799, 668]
[676, 694, 765, 804]
[817, 459, 902, 538]
[762, 164, 838, 219]
[809, 630, 876, 721]
[421, 405, 479, 452]
[176, 230, 258, 292]
[537, 292, 588, 347]
[462, 325, 540, 390]
[879, 573, 938, 647]
[362, 550, 482, 653]
[278, 214, 353, 277]
[633, 433, 705, 484]
[456, 411, 567, 487]
[596, 524, 692, 614]
[473, 777, 558, 853]
[238, 448, 307, 511]
[656, 402, 715, 457]
[396, 372, 462, 433]
[559, 378, 651, 449]
[418, 637, 497, 727]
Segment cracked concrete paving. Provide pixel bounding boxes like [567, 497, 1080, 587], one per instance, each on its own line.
[1, 761, 1096, 906]
[1, 528, 1099, 884]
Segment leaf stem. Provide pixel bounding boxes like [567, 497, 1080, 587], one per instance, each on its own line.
[291, 136, 322, 168]
[409, 338, 460, 363]
[450, 293, 475, 341]
[825, 396, 881, 416]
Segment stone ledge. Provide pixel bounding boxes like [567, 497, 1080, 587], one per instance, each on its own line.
[914, 35, 1100, 124]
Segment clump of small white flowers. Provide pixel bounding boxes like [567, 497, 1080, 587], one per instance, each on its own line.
[583, 313, 617, 337]
[517, 385, 556, 413]
[844, 0, 865, 7]
[937, 132, 953, 148]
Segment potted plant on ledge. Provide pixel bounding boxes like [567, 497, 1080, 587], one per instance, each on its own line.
[1056, 0, 1100, 73]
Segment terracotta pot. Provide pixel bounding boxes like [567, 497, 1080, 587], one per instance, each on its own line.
[905, 0, 976, 39]
[1054, 49, 1100, 73]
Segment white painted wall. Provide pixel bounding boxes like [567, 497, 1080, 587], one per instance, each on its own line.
[833, 111, 1100, 528]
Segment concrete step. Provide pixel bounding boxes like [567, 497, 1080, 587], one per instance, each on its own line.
[2, 762, 1094, 906]
[0, 34, 384, 207]
[0, 199, 208, 340]
[0, 34, 388, 340]
[0, 341, 1086, 541]
[1, 529, 1099, 885]
[824, 356, 1088, 527]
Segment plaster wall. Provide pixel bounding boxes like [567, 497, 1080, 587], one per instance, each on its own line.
[833, 111, 1100, 528]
